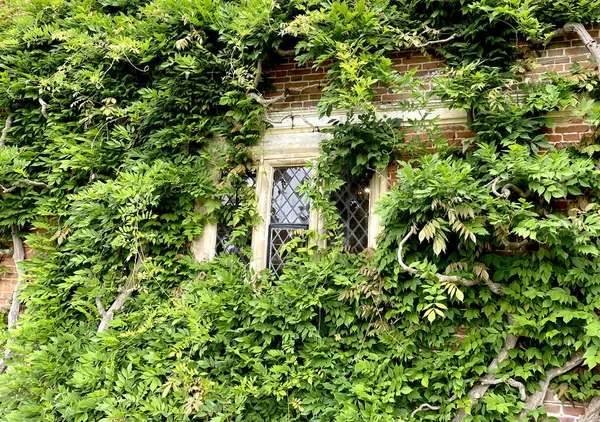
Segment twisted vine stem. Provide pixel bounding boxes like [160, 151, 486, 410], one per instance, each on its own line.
[518, 350, 585, 419]
[580, 395, 600, 422]
[452, 325, 519, 422]
[0, 114, 13, 148]
[96, 250, 144, 333]
[491, 177, 531, 200]
[248, 83, 324, 106]
[534, 23, 600, 81]
[397, 225, 504, 295]
[0, 115, 30, 374]
[1, 179, 50, 194]
[0, 226, 26, 374]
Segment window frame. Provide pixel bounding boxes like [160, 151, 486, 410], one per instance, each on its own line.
[249, 153, 389, 273]
[192, 134, 390, 269]
[250, 154, 323, 272]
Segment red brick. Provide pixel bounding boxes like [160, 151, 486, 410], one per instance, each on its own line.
[555, 125, 590, 133]
[381, 94, 403, 102]
[546, 41, 572, 49]
[285, 82, 310, 89]
[562, 133, 584, 141]
[270, 103, 288, 110]
[422, 61, 443, 70]
[565, 47, 591, 56]
[392, 64, 409, 72]
[545, 48, 565, 57]
[562, 405, 585, 416]
[295, 94, 312, 101]
[302, 87, 323, 94]
[406, 133, 429, 141]
[538, 56, 571, 65]
[545, 404, 563, 414]
[543, 65, 565, 73]
[456, 131, 475, 138]
[275, 63, 298, 71]
[302, 73, 326, 81]
[570, 55, 592, 63]
[302, 101, 319, 107]
[404, 55, 431, 64]
[287, 68, 312, 76]
[546, 134, 563, 143]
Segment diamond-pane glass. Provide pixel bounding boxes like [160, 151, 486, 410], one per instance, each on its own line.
[268, 167, 311, 276]
[216, 173, 255, 257]
[331, 176, 370, 253]
[268, 226, 306, 276]
[271, 167, 311, 224]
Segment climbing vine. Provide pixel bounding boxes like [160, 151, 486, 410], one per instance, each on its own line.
[1, 0, 600, 420]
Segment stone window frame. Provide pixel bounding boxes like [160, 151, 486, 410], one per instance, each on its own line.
[248, 150, 389, 273]
[191, 131, 390, 269]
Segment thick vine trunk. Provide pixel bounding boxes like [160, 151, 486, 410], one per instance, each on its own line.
[536, 23, 600, 81]
[0, 113, 48, 373]
[0, 226, 26, 374]
[518, 351, 585, 419]
[0, 114, 13, 148]
[397, 226, 504, 295]
[561, 23, 600, 82]
[580, 396, 600, 422]
[96, 252, 143, 333]
[452, 332, 518, 422]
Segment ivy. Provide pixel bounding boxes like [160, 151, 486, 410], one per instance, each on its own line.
[1, 0, 600, 420]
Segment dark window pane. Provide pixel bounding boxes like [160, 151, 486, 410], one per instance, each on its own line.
[331, 175, 370, 253]
[216, 173, 256, 258]
[268, 167, 311, 276]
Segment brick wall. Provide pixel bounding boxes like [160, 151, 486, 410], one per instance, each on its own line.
[545, 117, 596, 148]
[0, 245, 31, 308]
[545, 391, 587, 421]
[0, 252, 18, 308]
[263, 25, 600, 112]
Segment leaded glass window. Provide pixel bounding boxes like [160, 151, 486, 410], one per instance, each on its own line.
[268, 167, 311, 276]
[331, 175, 370, 253]
[216, 172, 255, 257]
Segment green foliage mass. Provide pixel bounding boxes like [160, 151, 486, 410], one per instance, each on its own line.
[1, 0, 600, 420]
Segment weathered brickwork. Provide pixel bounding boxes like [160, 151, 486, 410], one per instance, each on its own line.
[0, 253, 18, 308]
[0, 246, 31, 308]
[544, 391, 587, 421]
[544, 118, 596, 148]
[264, 25, 600, 111]
[0, 25, 597, 421]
